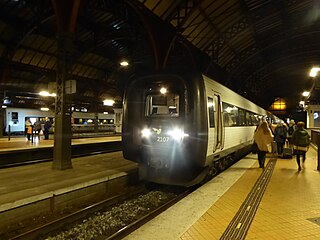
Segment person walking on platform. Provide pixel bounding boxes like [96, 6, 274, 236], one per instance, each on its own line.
[292, 121, 310, 171]
[25, 118, 32, 141]
[43, 117, 52, 140]
[254, 121, 274, 169]
[274, 121, 287, 157]
[287, 119, 297, 148]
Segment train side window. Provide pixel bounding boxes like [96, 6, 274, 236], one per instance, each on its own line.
[208, 97, 214, 128]
[222, 102, 238, 126]
[248, 111, 256, 126]
[239, 109, 246, 125]
[246, 111, 252, 125]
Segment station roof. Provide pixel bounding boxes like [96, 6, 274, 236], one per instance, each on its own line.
[0, 0, 319, 113]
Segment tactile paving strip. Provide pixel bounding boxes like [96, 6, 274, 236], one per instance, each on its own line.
[220, 158, 277, 240]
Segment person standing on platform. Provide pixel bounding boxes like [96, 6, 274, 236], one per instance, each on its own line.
[25, 118, 32, 141]
[33, 119, 42, 140]
[254, 121, 274, 168]
[292, 121, 310, 171]
[274, 121, 287, 157]
[43, 117, 52, 140]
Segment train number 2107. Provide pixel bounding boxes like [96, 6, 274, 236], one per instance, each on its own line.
[157, 136, 170, 142]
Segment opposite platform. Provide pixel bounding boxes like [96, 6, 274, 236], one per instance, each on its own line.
[126, 147, 320, 240]
[0, 135, 121, 152]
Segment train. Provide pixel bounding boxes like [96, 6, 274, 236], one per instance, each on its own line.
[122, 71, 280, 187]
[3, 107, 116, 135]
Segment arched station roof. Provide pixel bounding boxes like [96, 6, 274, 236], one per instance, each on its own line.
[1, 0, 319, 113]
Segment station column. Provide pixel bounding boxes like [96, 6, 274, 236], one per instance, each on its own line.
[52, 32, 73, 170]
[51, 0, 84, 170]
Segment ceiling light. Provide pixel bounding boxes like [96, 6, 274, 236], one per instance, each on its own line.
[39, 91, 50, 96]
[39, 91, 56, 97]
[302, 91, 310, 97]
[120, 61, 129, 66]
[160, 87, 167, 94]
[309, 67, 320, 77]
[40, 107, 49, 111]
[103, 99, 115, 106]
[2, 105, 7, 109]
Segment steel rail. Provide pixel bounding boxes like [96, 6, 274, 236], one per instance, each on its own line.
[8, 187, 146, 240]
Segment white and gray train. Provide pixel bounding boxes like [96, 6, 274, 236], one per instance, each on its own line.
[4, 107, 116, 135]
[122, 72, 279, 187]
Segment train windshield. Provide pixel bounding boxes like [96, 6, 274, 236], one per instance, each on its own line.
[145, 92, 180, 117]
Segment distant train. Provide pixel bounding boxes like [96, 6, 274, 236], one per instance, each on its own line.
[122, 72, 280, 187]
[3, 107, 116, 135]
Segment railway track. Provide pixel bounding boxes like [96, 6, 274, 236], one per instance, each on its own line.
[5, 185, 193, 240]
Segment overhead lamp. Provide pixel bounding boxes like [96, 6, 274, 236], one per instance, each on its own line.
[2, 105, 7, 109]
[160, 87, 167, 94]
[103, 99, 115, 106]
[309, 67, 320, 77]
[40, 107, 50, 111]
[39, 91, 56, 97]
[302, 91, 310, 97]
[120, 61, 129, 66]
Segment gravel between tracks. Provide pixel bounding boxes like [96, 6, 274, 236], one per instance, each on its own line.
[43, 190, 177, 240]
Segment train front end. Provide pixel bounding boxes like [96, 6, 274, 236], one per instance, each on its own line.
[122, 74, 208, 186]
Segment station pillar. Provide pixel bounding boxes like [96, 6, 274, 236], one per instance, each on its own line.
[52, 32, 73, 170]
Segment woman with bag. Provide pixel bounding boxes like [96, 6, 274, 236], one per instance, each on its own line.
[254, 121, 274, 169]
[25, 118, 32, 141]
[292, 121, 310, 171]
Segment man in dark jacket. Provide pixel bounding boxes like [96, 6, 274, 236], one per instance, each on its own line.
[292, 121, 310, 171]
[274, 121, 287, 157]
[43, 117, 52, 140]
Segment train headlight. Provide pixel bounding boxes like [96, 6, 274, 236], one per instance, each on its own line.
[167, 129, 188, 141]
[141, 128, 151, 138]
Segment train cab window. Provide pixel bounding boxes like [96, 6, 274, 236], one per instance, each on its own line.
[145, 93, 180, 117]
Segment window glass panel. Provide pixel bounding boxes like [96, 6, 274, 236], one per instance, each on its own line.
[247, 111, 253, 126]
[239, 109, 246, 125]
[208, 97, 214, 128]
[222, 102, 238, 126]
[314, 112, 320, 127]
[145, 93, 180, 117]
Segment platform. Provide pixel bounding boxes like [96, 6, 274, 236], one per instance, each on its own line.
[0, 151, 138, 235]
[1, 143, 319, 239]
[126, 147, 320, 240]
[0, 135, 121, 152]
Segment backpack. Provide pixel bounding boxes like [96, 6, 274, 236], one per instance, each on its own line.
[296, 130, 310, 147]
[34, 121, 42, 131]
[288, 126, 294, 135]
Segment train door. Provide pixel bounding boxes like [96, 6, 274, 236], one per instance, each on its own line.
[208, 93, 224, 153]
[214, 94, 224, 150]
